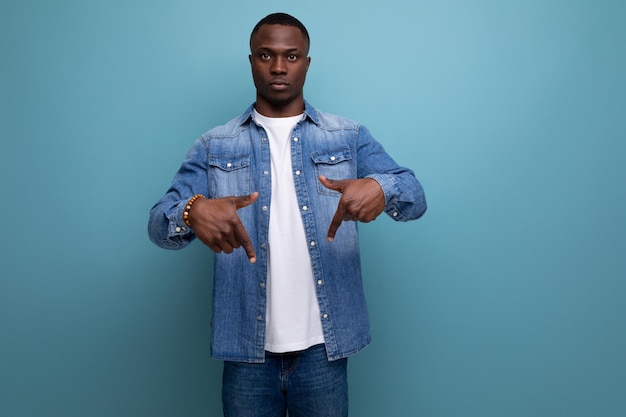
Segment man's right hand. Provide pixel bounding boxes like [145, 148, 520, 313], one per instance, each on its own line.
[187, 192, 259, 263]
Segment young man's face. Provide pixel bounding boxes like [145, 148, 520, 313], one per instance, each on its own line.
[249, 24, 311, 117]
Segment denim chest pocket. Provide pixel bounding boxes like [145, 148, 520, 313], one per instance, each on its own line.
[311, 147, 353, 196]
[208, 155, 251, 198]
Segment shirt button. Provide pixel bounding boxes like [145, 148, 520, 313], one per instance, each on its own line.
[392, 211, 398, 217]
[330, 156, 336, 161]
[264, 170, 269, 175]
[295, 170, 301, 175]
[175, 227, 181, 232]
[302, 206, 308, 211]
[227, 163, 232, 168]
[322, 313, 328, 319]
[261, 242, 266, 248]
[317, 280, 323, 285]
[262, 206, 268, 211]
[257, 315, 263, 321]
[293, 137, 299, 142]
[310, 241, 316, 247]
[260, 282, 265, 288]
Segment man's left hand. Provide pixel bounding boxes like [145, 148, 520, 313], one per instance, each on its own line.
[319, 175, 386, 242]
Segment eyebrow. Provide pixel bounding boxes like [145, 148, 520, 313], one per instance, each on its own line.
[255, 47, 303, 54]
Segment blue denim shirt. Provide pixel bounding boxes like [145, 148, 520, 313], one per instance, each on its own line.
[148, 101, 427, 363]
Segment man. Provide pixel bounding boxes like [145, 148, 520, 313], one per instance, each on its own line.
[148, 12, 426, 417]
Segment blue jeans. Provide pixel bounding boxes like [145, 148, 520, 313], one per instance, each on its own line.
[222, 344, 349, 417]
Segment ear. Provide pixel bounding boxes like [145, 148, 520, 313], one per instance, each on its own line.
[248, 54, 252, 65]
[306, 56, 311, 72]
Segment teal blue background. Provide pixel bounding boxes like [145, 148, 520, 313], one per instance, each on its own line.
[1, 0, 625, 416]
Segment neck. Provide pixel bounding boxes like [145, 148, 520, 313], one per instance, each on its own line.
[254, 97, 305, 118]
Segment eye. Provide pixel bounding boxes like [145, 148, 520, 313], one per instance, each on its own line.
[259, 53, 270, 60]
[287, 54, 298, 61]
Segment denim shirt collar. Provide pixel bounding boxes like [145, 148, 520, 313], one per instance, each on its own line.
[238, 100, 321, 126]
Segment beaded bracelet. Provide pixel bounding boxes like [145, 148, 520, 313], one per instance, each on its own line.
[183, 194, 205, 227]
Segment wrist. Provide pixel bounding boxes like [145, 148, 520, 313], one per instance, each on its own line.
[183, 194, 205, 227]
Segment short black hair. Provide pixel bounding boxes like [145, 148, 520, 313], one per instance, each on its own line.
[250, 13, 310, 53]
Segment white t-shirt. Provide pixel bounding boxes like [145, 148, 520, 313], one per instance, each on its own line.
[253, 110, 325, 353]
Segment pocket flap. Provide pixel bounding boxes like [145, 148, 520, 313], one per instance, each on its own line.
[208, 155, 250, 171]
[310, 147, 352, 165]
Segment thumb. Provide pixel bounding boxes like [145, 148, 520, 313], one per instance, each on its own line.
[234, 192, 259, 210]
[319, 175, 344, 193]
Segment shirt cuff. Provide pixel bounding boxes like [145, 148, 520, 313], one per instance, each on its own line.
[365, 173, 407, 221]
[167, 200, 194, 237]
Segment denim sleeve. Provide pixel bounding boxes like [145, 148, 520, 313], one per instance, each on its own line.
[147, 137, 209, 249]
[356, 126, 427, 221]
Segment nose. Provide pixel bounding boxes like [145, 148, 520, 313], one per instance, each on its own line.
[270, 56, 286, 75]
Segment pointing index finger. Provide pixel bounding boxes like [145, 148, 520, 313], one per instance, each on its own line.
[327, 205, 345, 242]
[234, 223, 256, 263]
[233, 192, 258, 262]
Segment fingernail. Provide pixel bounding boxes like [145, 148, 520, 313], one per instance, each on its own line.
[249, 257, 256, 264]
[327, 237, 333, 242]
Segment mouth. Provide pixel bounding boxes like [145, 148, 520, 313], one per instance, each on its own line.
[269, 79, 289, 91]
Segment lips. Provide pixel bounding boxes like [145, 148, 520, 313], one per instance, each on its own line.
[269, 79, 289, 90]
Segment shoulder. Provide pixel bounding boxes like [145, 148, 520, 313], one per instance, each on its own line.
[305, 102, 361, 132]
[200, 105, 254, 140]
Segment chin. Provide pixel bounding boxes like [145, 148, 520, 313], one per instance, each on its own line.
[266, 95, 295, 107]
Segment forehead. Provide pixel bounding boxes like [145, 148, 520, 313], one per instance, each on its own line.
[251, 24, 308, 51]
